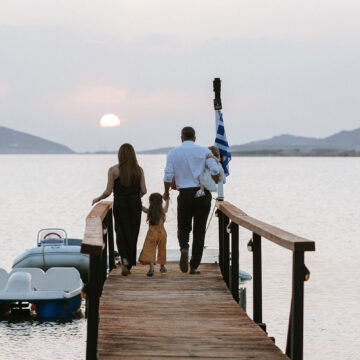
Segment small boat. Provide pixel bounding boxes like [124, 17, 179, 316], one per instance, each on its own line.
[12, 228, 89, 281]
[0, 267, 83, 318]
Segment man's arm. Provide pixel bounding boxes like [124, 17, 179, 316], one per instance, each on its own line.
[163, 182, 171, 200]
[163, 151, 174, 200]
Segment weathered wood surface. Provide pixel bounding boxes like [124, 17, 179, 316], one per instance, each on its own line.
[87, 201, 113, 221]
[97, 263, 288, 359]
[217, 201, 315, 252]
[81, 201, 113, 256]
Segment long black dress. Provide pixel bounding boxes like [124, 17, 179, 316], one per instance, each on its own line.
[113, 178, 142, 268]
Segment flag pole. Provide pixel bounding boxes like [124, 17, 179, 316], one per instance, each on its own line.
[213, 78, 224, 201]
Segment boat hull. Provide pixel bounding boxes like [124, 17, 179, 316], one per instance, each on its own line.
[0, 268, 83, 318]
[34, 295, 82, 318]
[12, 246, 89, 281]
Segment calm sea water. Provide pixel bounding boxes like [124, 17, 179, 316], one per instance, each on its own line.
[0, 155, 359, 359]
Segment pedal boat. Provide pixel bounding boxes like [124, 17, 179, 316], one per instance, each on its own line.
[12, 228, 89, 281]
[0, 267, 83, 318]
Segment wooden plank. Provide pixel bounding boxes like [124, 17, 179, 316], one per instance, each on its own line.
[86, 201, 113, 221]
[217, 201, 315, 252]
[97, 263, 288, 359]
[81, 201, 112, 255]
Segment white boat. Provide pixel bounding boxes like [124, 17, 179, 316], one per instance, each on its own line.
[12, 229, 89, 281]
[0, 267, 83, 318]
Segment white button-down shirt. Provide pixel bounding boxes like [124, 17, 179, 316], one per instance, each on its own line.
[164, 141, 219, 189]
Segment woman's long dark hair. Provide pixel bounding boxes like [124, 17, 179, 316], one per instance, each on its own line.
[117, 143, 142, 187]
[147, 193, 165, 225]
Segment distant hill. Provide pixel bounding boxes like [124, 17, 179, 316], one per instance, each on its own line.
[231, 128, 360, 153]
[138, 147, 174, 155]
[139, 128, 360, 156]
[0, 126, 75, 154]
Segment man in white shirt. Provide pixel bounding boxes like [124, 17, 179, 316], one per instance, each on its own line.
[163, 127, 220, 274]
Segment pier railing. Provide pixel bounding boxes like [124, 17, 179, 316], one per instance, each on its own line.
[216, 201, 315, 360]
[81, 200, 315, 360]
[81, 201, 116, 360]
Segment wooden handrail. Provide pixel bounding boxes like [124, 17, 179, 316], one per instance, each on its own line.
[216, 201, 315, 252]
[81, 201, 116, 360]
[81, 201, 113, 256]
[87, 201, 113, 221]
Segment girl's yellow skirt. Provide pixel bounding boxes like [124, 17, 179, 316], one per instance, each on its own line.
[139, 224, 167, 265]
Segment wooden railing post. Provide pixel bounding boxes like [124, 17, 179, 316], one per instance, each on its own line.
[230, 222, 239, 303]
[106, 210, 116, 271]
[215, 201, 315, 358]
[102, 223, 108, 286]
[218, 210, 224, 275]
[252, 232, 263, 325]
[86, 254, 102, 360]
[290, 251, 305, 360]
[82, 202, 115, 360]
[286, 297, 293, 357]
[223, 214, 230, 288]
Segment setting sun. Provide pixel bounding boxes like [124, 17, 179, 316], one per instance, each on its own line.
[99, 113, 121, 128]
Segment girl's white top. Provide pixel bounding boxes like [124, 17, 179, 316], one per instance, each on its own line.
[199, 162, 225, 192]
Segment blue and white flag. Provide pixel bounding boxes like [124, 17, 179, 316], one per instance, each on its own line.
[215, 110, 231, 176]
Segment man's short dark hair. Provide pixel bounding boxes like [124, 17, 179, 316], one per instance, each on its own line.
[181, 127, 196, 140]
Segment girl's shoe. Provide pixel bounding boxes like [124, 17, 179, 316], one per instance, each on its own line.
[147, 269, 154, 277]
[147, 262, 155, 277]
[160, 265, 167, 273]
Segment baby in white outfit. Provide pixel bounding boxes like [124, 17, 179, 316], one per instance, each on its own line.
[195, 146, 225, 198]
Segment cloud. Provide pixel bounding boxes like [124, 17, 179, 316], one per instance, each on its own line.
[2, 1, 360, 45]
[44, 85, 205, 121]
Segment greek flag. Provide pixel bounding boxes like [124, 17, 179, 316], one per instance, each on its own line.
[215, 110, 231, 176]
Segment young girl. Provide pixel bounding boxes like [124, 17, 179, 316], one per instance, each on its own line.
[195, 146, 225, 198]
[139, 193, 169, 276]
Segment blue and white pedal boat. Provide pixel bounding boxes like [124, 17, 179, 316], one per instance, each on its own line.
[0, 267, 83, 318]
[12, 228, 89, 281]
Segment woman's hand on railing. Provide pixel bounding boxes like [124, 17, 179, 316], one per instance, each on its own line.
[92, 197, 101, 206]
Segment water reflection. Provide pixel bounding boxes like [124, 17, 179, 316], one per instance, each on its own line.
[0, 303, 86, 360]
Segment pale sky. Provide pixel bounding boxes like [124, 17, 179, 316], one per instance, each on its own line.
[1, 1, 360, 152]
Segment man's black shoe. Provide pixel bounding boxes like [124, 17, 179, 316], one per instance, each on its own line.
[179, 249, 189, 273]
[189, 268, 200, 275]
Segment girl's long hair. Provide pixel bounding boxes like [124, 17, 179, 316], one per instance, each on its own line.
[117, 143, 142, 187]
[147, 193, 165, 225]
[208, 145, 220, 162]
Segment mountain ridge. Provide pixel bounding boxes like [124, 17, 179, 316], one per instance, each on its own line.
[231, 128, 360, 152]
[139, 128, 360, 156]
[0, 126, 75, 154]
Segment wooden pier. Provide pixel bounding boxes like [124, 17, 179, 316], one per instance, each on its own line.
[81, 201, 315, 360]
[97, 262, 287, 359]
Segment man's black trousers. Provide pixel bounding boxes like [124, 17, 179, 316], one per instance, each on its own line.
[177, 187, 212, 270]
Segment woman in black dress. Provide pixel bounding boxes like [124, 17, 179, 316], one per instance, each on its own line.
[92, 143, 147, 275]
